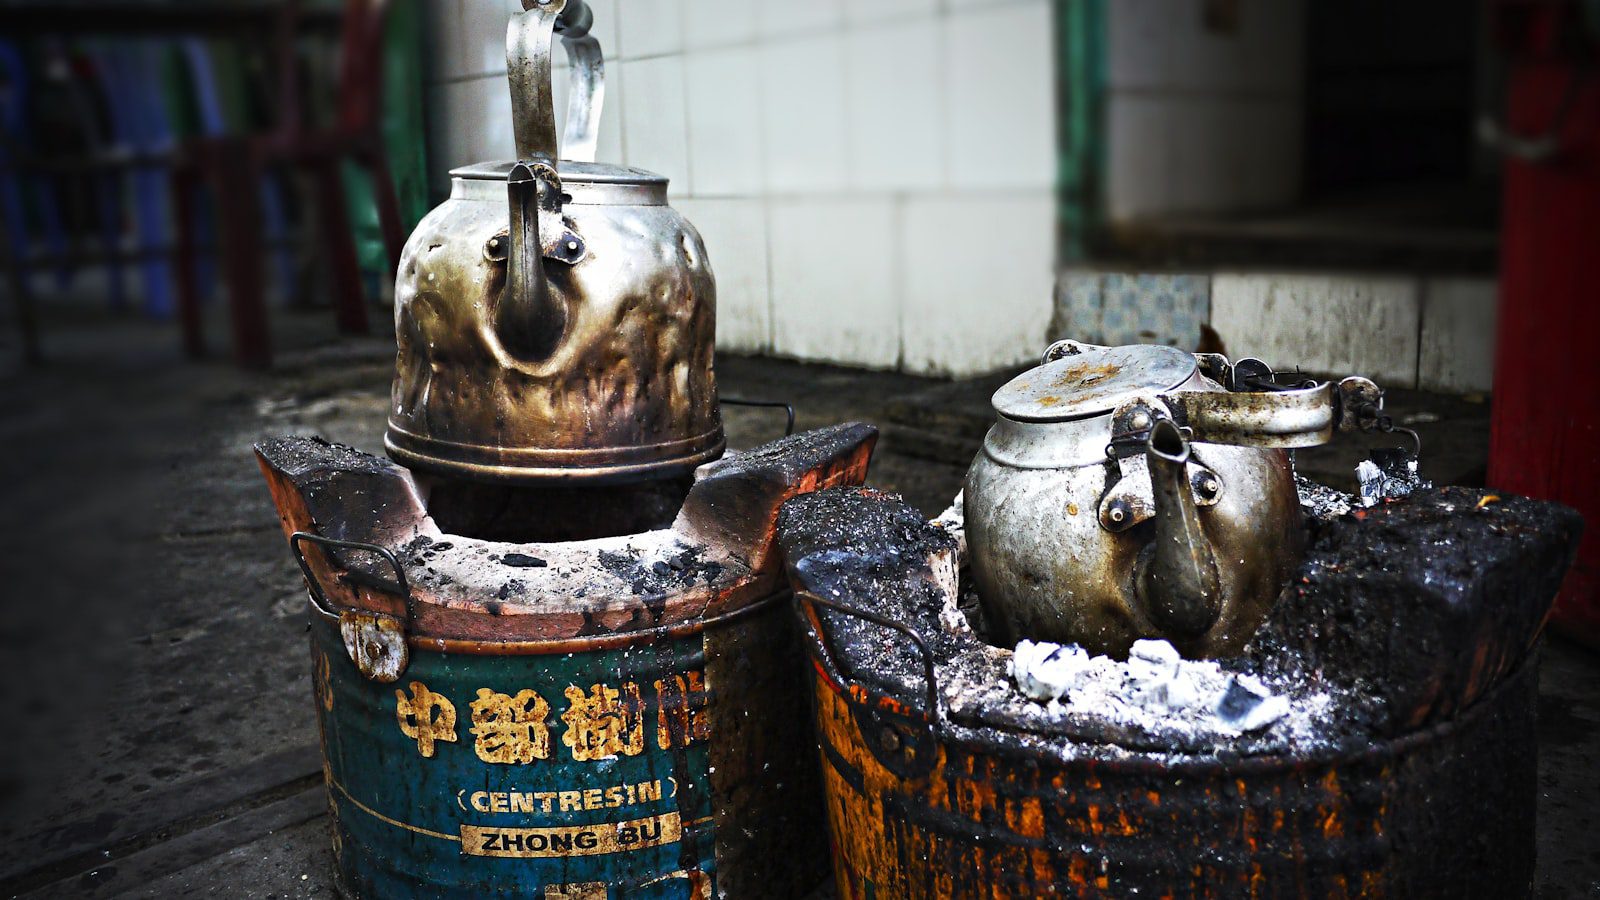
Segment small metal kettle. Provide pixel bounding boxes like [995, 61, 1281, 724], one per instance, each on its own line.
[386, 0, 722, 485]
[964, 340, 1381, 659]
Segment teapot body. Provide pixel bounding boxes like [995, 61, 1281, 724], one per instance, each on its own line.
[386, 163, 721, 484]
[385, 0, 724, 485]
[963, 345, 1306, 659]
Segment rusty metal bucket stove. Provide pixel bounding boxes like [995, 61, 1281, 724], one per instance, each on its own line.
[777, 483, 1580, 898]
[258, 422, 875, 899]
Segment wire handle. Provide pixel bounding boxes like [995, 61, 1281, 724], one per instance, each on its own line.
[290, 532, 414, 683]
[796, 590, 940, 734]
[289, 532, 412, 620]
[720, 397, 796, 437]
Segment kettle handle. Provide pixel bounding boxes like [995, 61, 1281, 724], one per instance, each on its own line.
[1046, 340, 1347, 449]
[559, 27, 605, 163]
[1163, 384, 1337, 449]
[508, 0, 605, 163]
[498, 2, 592, 363]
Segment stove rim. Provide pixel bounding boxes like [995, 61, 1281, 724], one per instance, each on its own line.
[383, 423, 728, 487]
[305, 585, 789, 657]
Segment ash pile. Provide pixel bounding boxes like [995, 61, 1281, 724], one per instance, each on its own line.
[960, 481, 1577, 755]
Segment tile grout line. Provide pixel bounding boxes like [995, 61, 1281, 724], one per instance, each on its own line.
[1414, 275, 1428, 391]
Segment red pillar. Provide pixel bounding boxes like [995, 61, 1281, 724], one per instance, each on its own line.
[1488, 2, 1600, 646]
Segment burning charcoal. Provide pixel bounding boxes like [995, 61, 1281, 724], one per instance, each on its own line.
[1214, 674, 1289, 732]
[1126, 638, 1180, 687]
[1010, 640, 1091, 703]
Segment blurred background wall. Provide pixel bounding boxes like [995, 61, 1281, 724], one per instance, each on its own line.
[425, 0, 1059, 377]
[1064, 0, 1499, 394]
[0, 0, 1505, 391]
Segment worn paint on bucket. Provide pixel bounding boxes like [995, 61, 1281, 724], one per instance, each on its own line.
[313, 612, 724, 898]
[260, 428, 879, 899]
[774, 487, 1566, 900]
[803, 653, 1537, 899]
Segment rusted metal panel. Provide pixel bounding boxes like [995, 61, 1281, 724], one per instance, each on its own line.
[312, 608, 723, 897]
[777, 485, 1576, 898]
[255, 425, 877, 646]
[805, 622, 1538, 899]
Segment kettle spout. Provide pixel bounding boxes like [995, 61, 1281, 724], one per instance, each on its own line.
[1136, 418, 1223, 638]
[495, 162, 567, 362]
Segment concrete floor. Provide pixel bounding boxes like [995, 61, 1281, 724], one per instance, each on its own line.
[0, 309, 1594, 898]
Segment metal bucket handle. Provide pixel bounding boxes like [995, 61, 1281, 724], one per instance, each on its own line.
[797, 590, 941, 734]
[290, 532, 415, 683]
[719, 397, 796, 437]
[290, 532, 412, 616]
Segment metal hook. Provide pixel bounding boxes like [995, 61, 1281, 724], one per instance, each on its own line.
[719, 397, 796, 437]
[289, 532, 413, 619]
[795, 590, 941, 735]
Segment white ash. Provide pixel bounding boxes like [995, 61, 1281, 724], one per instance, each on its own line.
[1357, 453, 1431, 507]
[1011, 640, 1091, 702]
[1296, 475, 1354, 520]
[1127, 638, 1180, 686]
[930, 490, 967, 564]
[1214, 673, 1291, 732]
[1009, 638, 1293, 738]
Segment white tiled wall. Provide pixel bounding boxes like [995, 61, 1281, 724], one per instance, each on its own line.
[1104, 0, 1306, 221]
[422, 0, 1058, 376]
[1208, 272, 1497, 392]
[1211, 273, 1420, 384]
[901, 196, 1056, 375]
[1418, 277, 1497, 394]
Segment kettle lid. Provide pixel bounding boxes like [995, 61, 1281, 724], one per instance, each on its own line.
[450, 159, 666, 187]
[992, 344, 1197, 423]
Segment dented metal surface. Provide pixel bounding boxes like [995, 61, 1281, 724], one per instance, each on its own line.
[1165, 381, 1336, 448]
[259, 425, 875, 897]
[386, 1, 722, 486]
[776, 485, 1577, 899]
[967, 343, 1309, 658]
[1135, 420, 1225, 638]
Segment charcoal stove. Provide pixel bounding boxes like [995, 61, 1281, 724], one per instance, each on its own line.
[259, 425, 873, 897]
[776, 485, 1580, 898]
[254, 1, 878, 895]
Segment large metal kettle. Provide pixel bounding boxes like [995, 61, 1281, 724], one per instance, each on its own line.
[386, 0, 722, 485]
[964, 340, 1381, 659]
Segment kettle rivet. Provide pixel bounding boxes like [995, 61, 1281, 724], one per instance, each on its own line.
[1130, 411, 1151, 430]
[1110, 507, 1126, 523]
[1204, 478, 1220, 494]
[567, 241, 580, 251]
